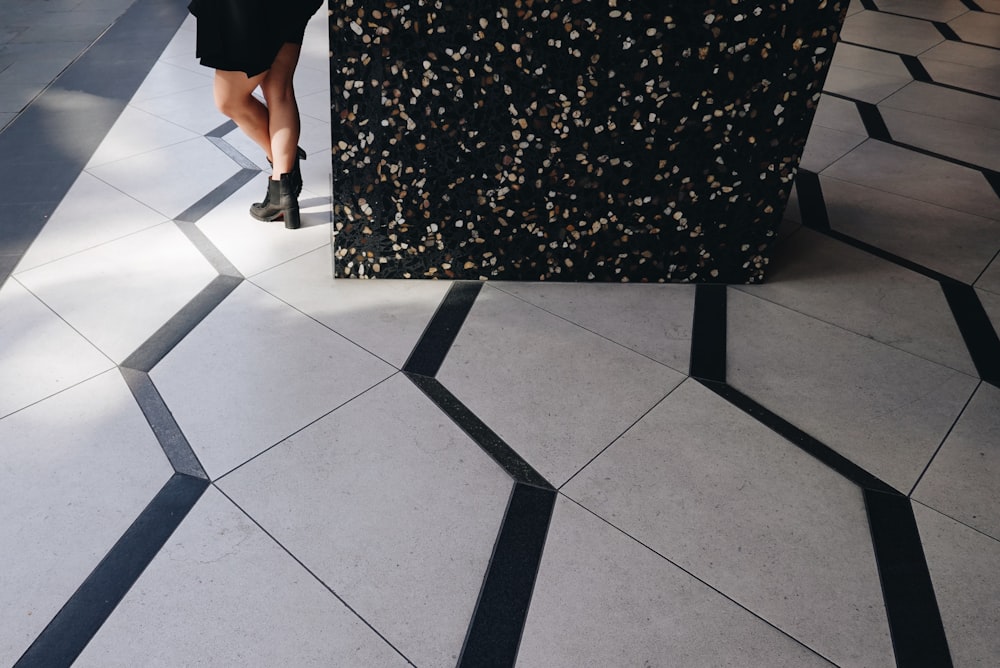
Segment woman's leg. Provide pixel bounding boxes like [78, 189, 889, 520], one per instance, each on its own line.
[213, 69, 272, 162]
[259, 43, 303, 179]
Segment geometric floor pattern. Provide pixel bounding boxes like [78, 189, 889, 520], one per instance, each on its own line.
[2, 1, 999, 667]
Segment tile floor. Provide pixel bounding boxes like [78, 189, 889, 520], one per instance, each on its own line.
[2, 1, 999, 666]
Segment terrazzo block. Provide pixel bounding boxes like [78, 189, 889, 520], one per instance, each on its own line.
[330, 1, 847, 282]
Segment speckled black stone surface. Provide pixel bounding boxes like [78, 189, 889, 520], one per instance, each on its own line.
[330, 1, 847, 282]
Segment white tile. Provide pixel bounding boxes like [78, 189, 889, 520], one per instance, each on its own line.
[729, 289, 980, 493]
[87, 137, 241, 219]
[880, 106, 1000, 172]
[922, 58, 1000, 98]
[76, 487, 410, 668]
[252, 246, 451, 368]
[218, 375, 512, 668]
[922, 40, 1000, 69]
[881, 81, 1000, 131]
[728, 289, 979, 493]
[493, 282, 696, 373]
[197, 177, 330, 277]
[16, 222, 218, 363]
[298, 87, 334, 124]
[915, 382, 1000, 541]
[822, 140, 1000, 221]
[0, 279, 112, 417]
[16, 171, 169, 271]
[800, 125, 867, 173]
[128, 59, 213, 104]
[840, 11, 944, 55]
[517, 496, 836, 668]
[563, 380, 893, 667]
[820, 176, 1000, 285]
[128, 82, 224, 136]
[0, 370, 172, 667]
[822, 65, 911, 104]
[874, 0, 969, 22]
[831, 43, 912, 78]
[438, 286, 686, 487]
[948, 11, 1000, 48]
[812, 93, 867, 135]
[85, 105, 200, 168]
[743, 228, 977, 374]
[913, 502, 1000, 668]
[150, 282, 395, 478]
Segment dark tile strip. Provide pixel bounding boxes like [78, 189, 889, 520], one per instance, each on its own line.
[940, 280, 1000, 385]
[174, 168, 260, 223]
[207, 136, 263, 171]
[700, 380, 899, 494]
[855, 101, 892, 142]
[864, 490, 954, 668]
[792, 170, 831, 232]
[406, 373, 550, 488]
[14, 473, 210, 668]
[119, 367, 208, 480]
[403, 281, 484, 377]
[458, 483, 556, 668]
[0, 0, 190, 291]
[176, 222, 244, 278]
[688, 284, 727, 383]
[206, 120, 239, 139]
[984, 170, 1000, 200]
[932, 21, 962, 41]
[121, 275, 242, 373]
[899, 55, 932, 83]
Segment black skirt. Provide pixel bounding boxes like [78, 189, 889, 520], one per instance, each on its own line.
[189, 0, 324, 77]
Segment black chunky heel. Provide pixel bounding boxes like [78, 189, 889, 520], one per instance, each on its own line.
[250, 173, 300, 229]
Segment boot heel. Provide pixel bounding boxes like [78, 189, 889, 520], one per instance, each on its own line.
[284, 205, 301, 230]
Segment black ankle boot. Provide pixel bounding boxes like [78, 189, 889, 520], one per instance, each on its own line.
[250, 173, 301, 229]
[266, 146, 307, 197]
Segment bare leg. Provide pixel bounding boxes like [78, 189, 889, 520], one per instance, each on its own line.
[260, 43, 303, 179]
[213, 69, 272, 162]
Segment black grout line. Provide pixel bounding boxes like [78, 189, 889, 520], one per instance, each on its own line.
[174, 168, 260, 223]
[14, 473, 210, 668]
[865, 490, 954, 668]
[458, 483, 556, 668]
[120, 275, 242, 373]
[406, 373, 551, 489]
[793, 170, 831, 232]
[855, 101, 891, 142]
[689, 284, 727, 383]
[700, 380, 899, 495]
[984, 170, 1000, 200]
[402, 281, 484, 377]
[940, 281, 1000, 385]
[932, 21, 962, 41]
[119, 367, 208, 480]
[899, 55, 932, 83]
